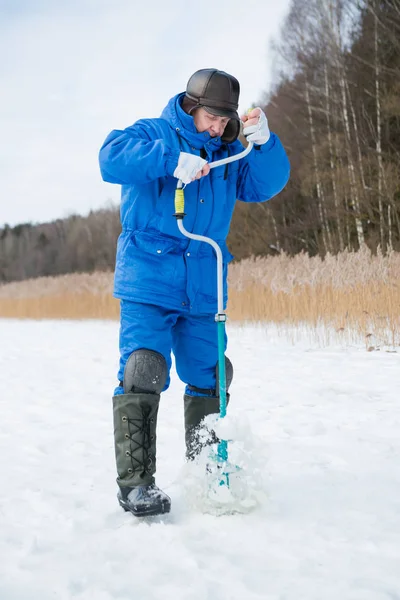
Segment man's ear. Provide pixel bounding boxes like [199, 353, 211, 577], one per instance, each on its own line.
[221, 119, 240, 144]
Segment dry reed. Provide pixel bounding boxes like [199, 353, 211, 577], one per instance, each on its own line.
[228, 247, 400, 347]
[0, 272, 118, 320]
[1, 247, 399, 347]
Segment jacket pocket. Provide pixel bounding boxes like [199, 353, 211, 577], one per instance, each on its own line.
[114, 230, 187, 296]
[132, 229, 187, 255]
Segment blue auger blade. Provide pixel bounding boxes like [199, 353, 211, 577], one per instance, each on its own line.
[208, 446, 241, 488]
[217, 439, 229, 486]
[216, 320, 229, 486]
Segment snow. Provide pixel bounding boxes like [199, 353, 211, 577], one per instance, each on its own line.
[1, 319, 400, 600]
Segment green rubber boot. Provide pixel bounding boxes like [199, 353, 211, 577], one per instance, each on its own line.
[184, 393, 230, 461]
[113, 392, 170, 516]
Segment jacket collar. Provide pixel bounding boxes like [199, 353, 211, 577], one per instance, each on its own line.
[161, 93, 223, 153]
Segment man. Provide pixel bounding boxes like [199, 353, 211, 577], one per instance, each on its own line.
[99, 68, 290, 517]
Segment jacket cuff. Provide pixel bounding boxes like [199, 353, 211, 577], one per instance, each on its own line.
[254, 133, 276, 152]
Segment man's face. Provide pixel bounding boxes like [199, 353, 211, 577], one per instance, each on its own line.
[193, 108, 230, 138]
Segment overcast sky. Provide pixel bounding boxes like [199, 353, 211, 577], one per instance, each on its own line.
[0, 0, 290, 227]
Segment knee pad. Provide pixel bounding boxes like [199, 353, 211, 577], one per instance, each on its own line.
[123, 349, 167, 394]
[187, 356, 233, 397]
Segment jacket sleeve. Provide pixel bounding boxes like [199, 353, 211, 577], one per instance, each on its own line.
[98, 119, 180, 185]
[236, 133, 290, 203]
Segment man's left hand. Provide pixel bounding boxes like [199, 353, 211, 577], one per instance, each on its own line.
[241, 107, 270, 145]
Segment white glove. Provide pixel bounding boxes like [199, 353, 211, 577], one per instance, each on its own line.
[243, 108, 270, 145]
[173, 152, 207, 184]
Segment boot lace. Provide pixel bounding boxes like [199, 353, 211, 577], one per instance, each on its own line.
[124, 406, 154, 473]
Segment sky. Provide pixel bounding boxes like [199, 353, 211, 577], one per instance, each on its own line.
[0, 0, 291, 227]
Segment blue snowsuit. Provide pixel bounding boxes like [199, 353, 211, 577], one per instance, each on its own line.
[99, 93, 290, 393]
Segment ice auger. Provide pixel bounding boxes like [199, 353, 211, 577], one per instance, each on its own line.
[174, 140, 254, 486]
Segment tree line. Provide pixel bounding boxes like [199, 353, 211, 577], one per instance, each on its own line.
[248, 0, 400, 256]
[0, 210, 120, 283]
[1, 0, 399, 282]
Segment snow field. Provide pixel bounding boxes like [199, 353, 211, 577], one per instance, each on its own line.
[0, 319, 399, 600]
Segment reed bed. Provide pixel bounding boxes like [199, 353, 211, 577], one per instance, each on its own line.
[228, 247, 400, 347]
[0, 272, 118, 320]
[1, 247, 399, 347]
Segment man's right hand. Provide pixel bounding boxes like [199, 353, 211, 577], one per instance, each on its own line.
[173, 152, 210, 184]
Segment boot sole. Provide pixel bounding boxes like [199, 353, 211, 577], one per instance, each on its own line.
[118, 497, 171, 517]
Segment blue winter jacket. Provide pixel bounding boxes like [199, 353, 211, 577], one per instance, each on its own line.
[99, 93, 290, 314]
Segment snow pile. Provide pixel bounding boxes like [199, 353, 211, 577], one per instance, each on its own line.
[182, 414, 268, 516]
